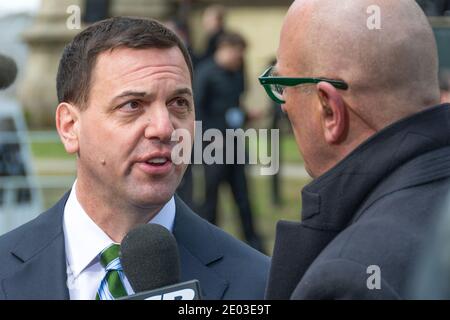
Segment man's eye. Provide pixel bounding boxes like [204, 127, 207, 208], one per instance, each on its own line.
[120, 100, 141, 111]
[170, 98, 190, 108]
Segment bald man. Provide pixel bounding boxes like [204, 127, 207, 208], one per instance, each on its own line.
[260, 0, 450, 299]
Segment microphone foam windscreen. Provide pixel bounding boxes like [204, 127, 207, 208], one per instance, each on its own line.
[0, 54, 18, 89]
[120, 223, 181, 293]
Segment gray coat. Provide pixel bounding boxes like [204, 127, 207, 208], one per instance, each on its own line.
[267, 104, 450, 299]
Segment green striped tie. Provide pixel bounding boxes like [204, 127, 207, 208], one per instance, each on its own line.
[95, 244, 128, 300]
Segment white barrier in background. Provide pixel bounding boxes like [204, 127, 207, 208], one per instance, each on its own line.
[0, 96, 43, 235]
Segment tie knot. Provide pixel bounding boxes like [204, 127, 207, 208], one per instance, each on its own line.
[100, 244, 122, 270]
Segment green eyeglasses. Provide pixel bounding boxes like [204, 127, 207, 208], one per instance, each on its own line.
[258, 66, 349, 104]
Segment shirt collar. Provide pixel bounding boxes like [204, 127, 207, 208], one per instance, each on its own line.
[63, 180, 176, 278]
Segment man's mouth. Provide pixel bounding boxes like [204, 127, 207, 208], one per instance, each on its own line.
[136, 152, 174, 175]
[146, 157, 169, 166]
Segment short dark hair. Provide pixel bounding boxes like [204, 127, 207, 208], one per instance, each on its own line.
[56, 16, 193, 108]
[217, 32, 247, 49]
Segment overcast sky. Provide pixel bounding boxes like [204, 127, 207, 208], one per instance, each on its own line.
[0, 0, 41, 17]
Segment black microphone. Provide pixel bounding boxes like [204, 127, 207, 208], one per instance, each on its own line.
[120, 223, 201, 300]
[0, 54, 18, 90]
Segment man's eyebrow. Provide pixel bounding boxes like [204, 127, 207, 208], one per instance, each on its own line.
[172, 88, 193, 97]
[109, 90, 153, 106]
[110, 88, 192, 105]
[115, 90, 149, 99]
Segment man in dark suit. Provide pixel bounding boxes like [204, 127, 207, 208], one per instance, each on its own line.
[259, 0, 450, 299]
[0, 17, 268, 300]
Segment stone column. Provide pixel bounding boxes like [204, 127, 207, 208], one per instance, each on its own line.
[19, 0, 83, 128]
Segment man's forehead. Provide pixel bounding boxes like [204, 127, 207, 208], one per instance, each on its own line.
[95, 47, 190, 76]
[93, 47, 191, 84]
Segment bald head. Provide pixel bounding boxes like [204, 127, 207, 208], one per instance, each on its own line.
[279, 0, 440, 127]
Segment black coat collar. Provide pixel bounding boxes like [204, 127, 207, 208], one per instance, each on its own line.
[266, 103, 450, 299]
[302, 103, 450, 230]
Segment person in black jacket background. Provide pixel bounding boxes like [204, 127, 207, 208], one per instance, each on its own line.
[260, 0, 450, 299]
[194, 32, 264, 253]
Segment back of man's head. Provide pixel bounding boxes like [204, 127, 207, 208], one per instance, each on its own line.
[284, 0, 440, 128]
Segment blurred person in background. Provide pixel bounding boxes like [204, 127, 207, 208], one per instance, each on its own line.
[195, 32, 264, 253]
[199, 4, 227, 62]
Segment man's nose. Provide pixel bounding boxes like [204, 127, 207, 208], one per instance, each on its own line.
[143, 104, 174, 143]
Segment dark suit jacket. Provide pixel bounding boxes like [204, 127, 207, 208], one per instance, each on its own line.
[0, 194, 269, 300]
[266, 104, 450, 299]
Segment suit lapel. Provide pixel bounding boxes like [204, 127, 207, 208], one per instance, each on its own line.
[2, 233, 69, 299]
[1, 194, 70, 300]
[173, 196, 229, 299]
[178, 243, 228, 299]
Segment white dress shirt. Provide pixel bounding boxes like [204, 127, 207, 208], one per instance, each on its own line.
[63, 180, 176, 300]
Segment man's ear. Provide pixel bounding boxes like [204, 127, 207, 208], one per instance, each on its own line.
[316, 81, 348, 144]
[55, 102, 80, 154]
